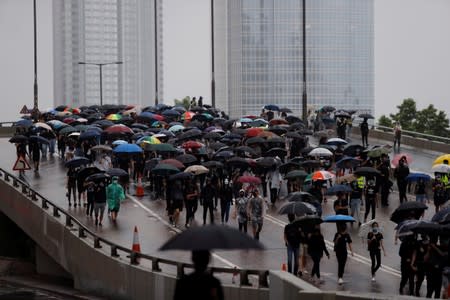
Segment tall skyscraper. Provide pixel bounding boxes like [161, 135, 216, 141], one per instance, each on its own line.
[214, 0, 374, 118]
[53, 0, 163, 107]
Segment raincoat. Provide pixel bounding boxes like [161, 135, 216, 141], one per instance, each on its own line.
[106, 181, 125, 211]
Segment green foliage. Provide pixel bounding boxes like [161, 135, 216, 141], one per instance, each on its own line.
[174, 96, 191, 110]
[378, 115, 393, 127]
[389, 98, 417, 131]
[384, 98, 449, 137]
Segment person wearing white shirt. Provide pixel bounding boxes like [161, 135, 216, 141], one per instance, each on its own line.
[267, 169, 282, 205]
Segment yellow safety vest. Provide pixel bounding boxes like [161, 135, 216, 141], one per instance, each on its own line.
[357, 176, 365, 189]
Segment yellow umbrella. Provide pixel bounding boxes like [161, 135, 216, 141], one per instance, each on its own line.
[433, 154, 450, 166]
[140, 136, 161, 146]
[106, 114, 122, 121]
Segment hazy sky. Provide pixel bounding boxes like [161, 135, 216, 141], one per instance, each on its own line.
[1, 0, 449, 122]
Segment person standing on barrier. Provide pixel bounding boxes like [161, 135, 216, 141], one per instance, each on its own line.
[333, 223, 354, 285]
[393, 122, 402, 151]
[174, 250, 224, 300]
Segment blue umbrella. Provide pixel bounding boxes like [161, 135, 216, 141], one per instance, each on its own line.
[323, 214, 355, 223]
[431, 207, 450, 223]
[162, 109, 181, 117]
[264, 104, 279, 111]
[113, 143, 143, 154]
[14, 119, 33, 128]
[240, 118, 252, 123]
[405, 173, 431, 182]
[326, 184, 353, 195]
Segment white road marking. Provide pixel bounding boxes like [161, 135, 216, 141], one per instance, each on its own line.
[127, 195, 240, 269]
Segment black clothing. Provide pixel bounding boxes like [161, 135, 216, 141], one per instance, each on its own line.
[174, 272, 224, 300]
[367, 232, 383, 275]
[284, 223, 302, 248]
[333, 198, 349, 215]
[334, 233, 352, 254]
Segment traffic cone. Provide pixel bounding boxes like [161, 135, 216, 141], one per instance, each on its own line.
[132, 226, 141, 253]
[281, 263, 287, 271]
[135, 176, 144, 197]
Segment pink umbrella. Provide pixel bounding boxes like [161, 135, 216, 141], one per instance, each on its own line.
[392, 153, 413, 167]
[238, 175, 261, 185]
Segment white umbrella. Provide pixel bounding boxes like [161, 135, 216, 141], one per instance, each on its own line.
[358, 219, 384, 239]
[431, 164, 450, 173]
[309, 147, 333, 157]
[185, 165, 209, 175]
[326, 138, 348, 146]
[33, 122, 53, 131]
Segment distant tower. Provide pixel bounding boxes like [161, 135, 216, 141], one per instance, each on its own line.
[53, 0, 164, 107]
[214, 0, 374, 118]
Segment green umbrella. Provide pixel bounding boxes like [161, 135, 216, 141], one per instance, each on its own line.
[367, 147, 390, 158]
[284, 170, 308, 180]
[151, 163, 180, 176]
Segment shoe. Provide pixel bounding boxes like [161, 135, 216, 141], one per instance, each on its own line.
[99, 222, 102, 226]
[297, 271, 302, 277]
[68, 202, 71, 207]
[74, 203, 77, 208]
[95, 219, 98, 226]
[371, 277, 376, 282]
[185, 223, 190, 228]
[338, 278, 344, 285]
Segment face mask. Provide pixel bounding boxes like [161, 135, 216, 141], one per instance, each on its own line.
[372, 228, 378, 233]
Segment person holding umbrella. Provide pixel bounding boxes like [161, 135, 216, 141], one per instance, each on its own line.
[333, 223, 354, 285]
[220, 178, 233, 224]
[307, 226, 329, 284]
[169, 181, 185, 228]
[201, 178, 216, 225]
[184, 178, 199, 228]
[366, 222, 386, 282]
[106, 176, 126, 223]
[399, 235, 417, 295]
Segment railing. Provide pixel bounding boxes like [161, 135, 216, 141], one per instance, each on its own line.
[0, 168, 269, 288]
[353, 119, 450, 144]
[0, 122, 16, 128]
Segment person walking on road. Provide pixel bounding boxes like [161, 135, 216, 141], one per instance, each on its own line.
[267, 168, 282, 206]
[248, 189, 264, 240]
[414, 178, 428, 203]
[84, 181, 95, 217]
[184, 178, 199, 228]
[364, 179, 378, 222]
[333, 223, 354, 285]
[308, 227, 329, 284]
[349, 180, 363, 226]
[399, 236, 416, 295]
[169, 180, 184, 228]
[366, 222, 386, 282]
[411, 236, 428, 297]
[66, 166, 78, 207]
[234, 189, 249, 233]
[360, 118, 369, 147]
[106, 176, 125, 223]
[394, 158, 410, 204]
[220, 179, 233, 224]
[393, 122, 402, 151]
[201, 178, 216, 225]
[93, 181, 107, 226]
[284, 214, 301, 275]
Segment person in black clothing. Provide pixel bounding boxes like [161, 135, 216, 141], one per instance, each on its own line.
[184, 179, 199, 228]
[93, 181, 107, 226]
[378, 159, 391, 206]
[364, 179, 378, 222]
[360, 118, 369, 147]
[333, 192, 349, 215]
[394, 158, 410, 204]
[284, 214, 301, 275]
[220, 179, 233, 224]
[174, 250, 224, 300]
[29, 140, 41, 171]
[411, 237, 428, 297]
[399, 236, 416, 295]
[308, 227, 330, 283]
[201, 178, 215, 225]
[333, 223, 353, 285]
[424, 237, 446, 298]
[84, 181, 95, 217]
[66, 167, 78, 207]
[170, 181, 185, 228]
[367, 222, 386, 281]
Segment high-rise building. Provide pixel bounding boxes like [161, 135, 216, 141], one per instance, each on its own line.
[53, 0, 163, 107]
[214, 0, 374, 118]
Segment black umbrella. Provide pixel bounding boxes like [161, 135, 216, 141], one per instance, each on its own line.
[159, 224, 264, 251]
[178, 129, 202, 141]
[255, 157, 278, 168]
[175, 154, 198, 165]
[65, 157, 90, 168]
[411, 221, 442, 235]
[431, 207, 450, 224]
[246, 137, 265, 145]
[326, 184, 353, 195]
[9, 135, 28, 144]
[203, 132, 222, 140]
[152, 163, 180, 176]
[106, 168, 129, 177]
[264, 147, 287, 158]
[396, 220, 418, 240]
[299, 160, 321, 169]
[169, 172, 194, 181]
[285, 191, 317, 202]
[285, 132, 303, 139]
[29, 135, 49, 144]
[293, 215, 323, 227]
[279, 107, 292, 113]
[285, 116, 302, 124]
[278, 162, 301, 174]
[343, 144, 365, 157]
[353, 167, 381, 177]
[320, 106, 335, 113]
[208, 141, 227, 150]
[202, 161, 224, 169]
[79, 130, 100, 141]
[390, 202, 428, 224]
[358, 113, 374, 119]
[278, 201, 316, 216]
[267, 126, 288, 136]
[234, 146, 256, 156]
[284, 170, 308, 180]
[213, 150, 234, 160]
[77, 167, 103, 182]
[85, 173, 110, 182]
[227, 157, 250, 169]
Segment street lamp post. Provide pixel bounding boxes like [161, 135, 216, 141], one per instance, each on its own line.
[78, 61, 123, 106]
[302, 0, 308, 123]
[33, 0, 38, 121]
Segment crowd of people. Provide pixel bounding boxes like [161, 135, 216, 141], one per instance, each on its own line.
[9, 102, 450, 298]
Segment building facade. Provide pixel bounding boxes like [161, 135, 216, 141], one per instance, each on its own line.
[53, 0, 163, 107]
[214, 0, 374, 118]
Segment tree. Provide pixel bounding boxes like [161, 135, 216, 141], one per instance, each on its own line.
[174, 96, 191, 110]
[378, 115, 393, 128]
[389, 98, 417, 131]
[415, 105, 450, 137]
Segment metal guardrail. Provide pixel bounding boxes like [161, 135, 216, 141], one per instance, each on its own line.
[0, 122, 16, 128]
[353, 119, 450, 144]
[0, 168, 269, 288]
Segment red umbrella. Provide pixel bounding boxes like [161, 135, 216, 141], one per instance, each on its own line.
[104, 124, 133, 134]
[63, 117, 76, 124]
[246, 127, 264, 138]
[392, 153, 413, 167]
[269, 118, 289, 126]
[238, 175, 261, 185]
[161, 159, 186, 169]
[243, 115, 258, 119]
[182, 141, 204, 149]
[311, 170, 335, 181]
[151, 114, 165, 121]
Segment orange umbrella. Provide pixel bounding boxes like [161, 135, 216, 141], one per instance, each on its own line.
[246, 127, 264, 138]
